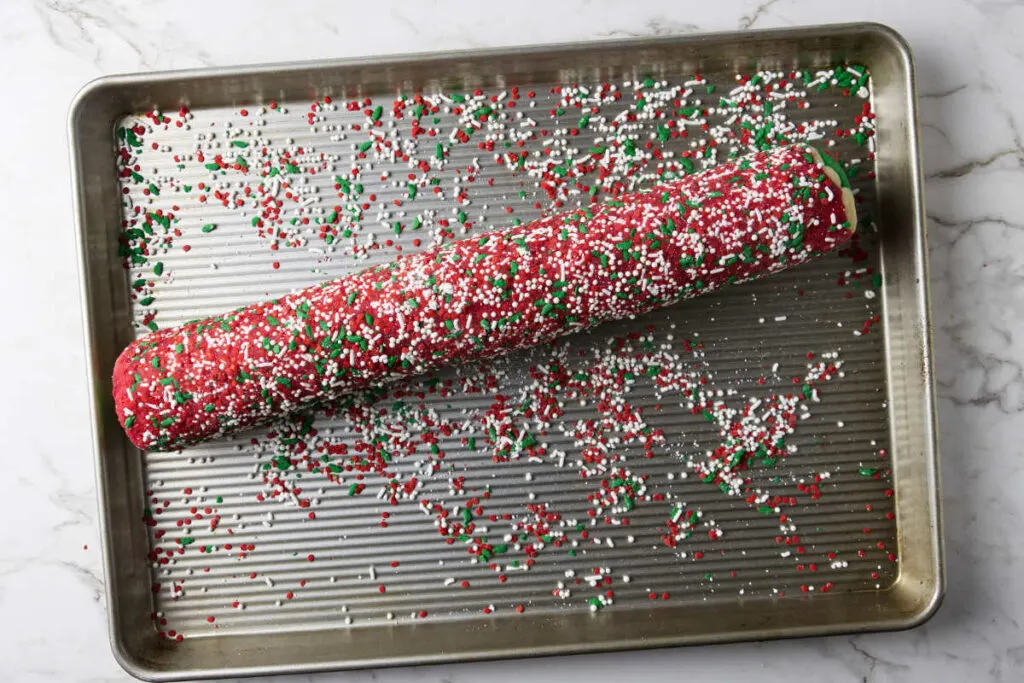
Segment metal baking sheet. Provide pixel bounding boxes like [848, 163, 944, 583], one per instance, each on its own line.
[71, 23, 941, 681]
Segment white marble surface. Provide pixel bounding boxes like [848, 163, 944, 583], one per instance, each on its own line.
[0, 0, 1021, 680]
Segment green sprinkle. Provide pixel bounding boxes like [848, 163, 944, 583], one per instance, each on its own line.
[201, 223, 216, 233]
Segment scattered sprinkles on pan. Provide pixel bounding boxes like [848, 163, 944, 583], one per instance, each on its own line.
[114, 64, 895, 641]
[114, 65, 876, 331]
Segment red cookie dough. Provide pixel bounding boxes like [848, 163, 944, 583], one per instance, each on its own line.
[114, 144, 856, 451]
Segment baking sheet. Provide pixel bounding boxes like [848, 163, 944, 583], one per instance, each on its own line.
[71, 23, 941, 681]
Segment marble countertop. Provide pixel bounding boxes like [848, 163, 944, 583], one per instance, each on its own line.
[1, 0, 1021, 681]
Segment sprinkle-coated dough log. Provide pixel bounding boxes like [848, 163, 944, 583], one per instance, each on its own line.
[114, 144, 856, 451]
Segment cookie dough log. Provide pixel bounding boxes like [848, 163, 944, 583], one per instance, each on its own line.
[114, 144, 856, 451]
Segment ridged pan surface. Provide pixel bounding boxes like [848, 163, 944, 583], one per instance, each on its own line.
[70, 24, 940, 680]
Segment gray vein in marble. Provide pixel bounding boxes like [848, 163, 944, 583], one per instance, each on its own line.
[920, 83, 969, 99]
[389, 9, 420, 39]
[318, 20, 341, 36]
[34, 0, 149, 69]
[929, 213, 1023, 231]
[813, 638, 903, 682]
[929, 211, 1024, 412]
[850, 637, 912, 673]
[738, 0, 782, 29]
[983, 86, 1024, 154]
[922, 122, 953, 146]
[935, 345, 1024, 410]
[926, 148, 1024, 179]
[58, 559, 105, 603]
[34, 450, 97, 530]
[185, 47, 216, 68]
[0, 555, 104, 604]
[596, 18, 701, 39]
